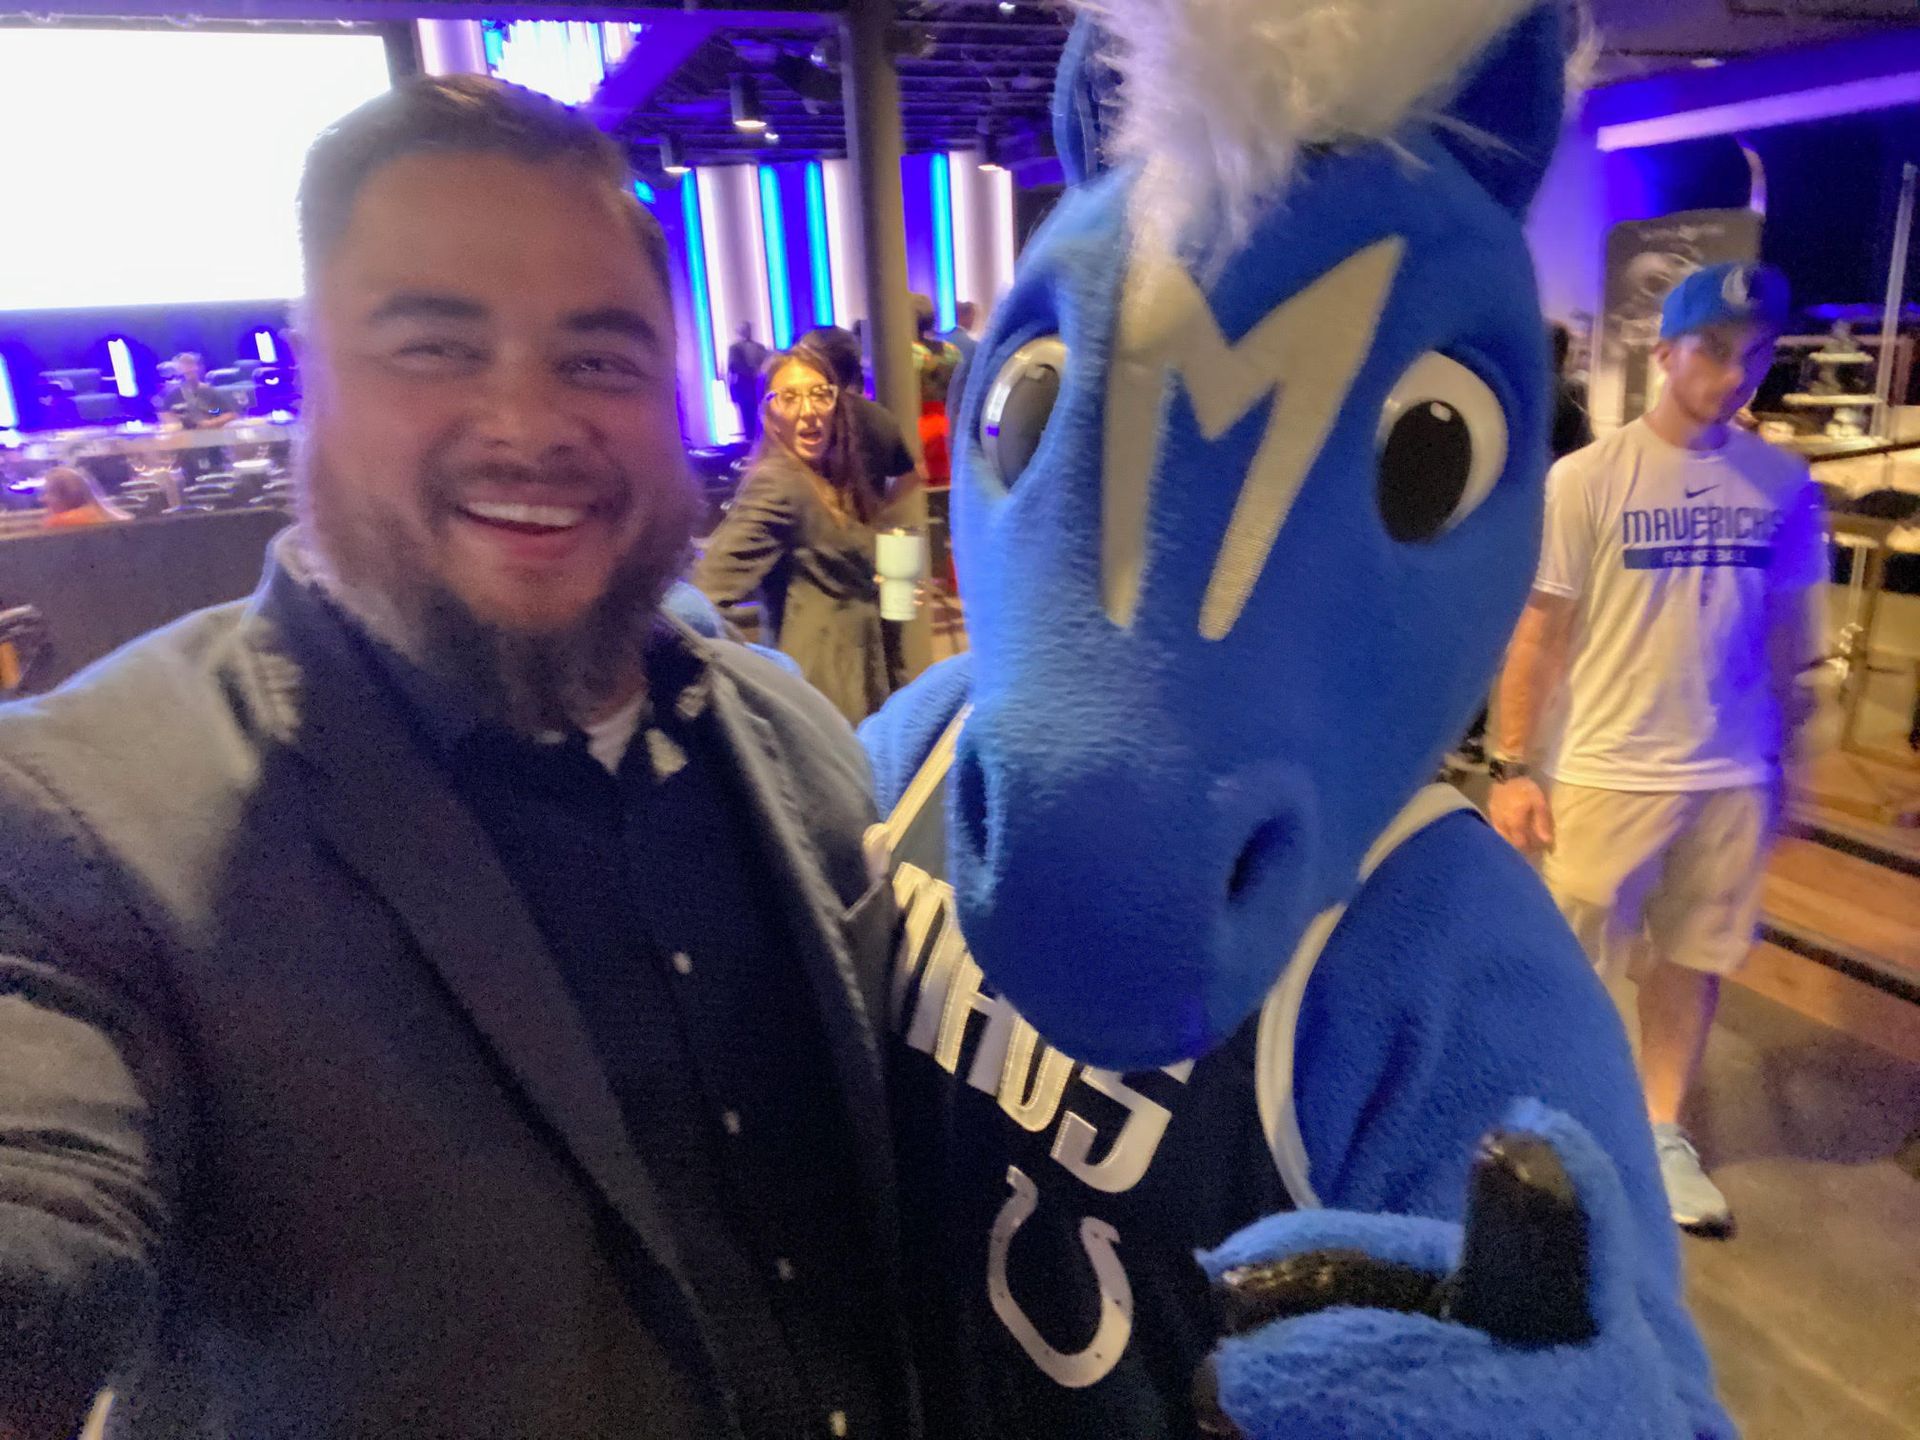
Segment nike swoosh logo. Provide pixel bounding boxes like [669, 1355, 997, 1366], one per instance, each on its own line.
[1685, 485, 1719, 500]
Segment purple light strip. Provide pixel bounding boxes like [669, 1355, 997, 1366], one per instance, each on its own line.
[1597, 71, 1920, 152]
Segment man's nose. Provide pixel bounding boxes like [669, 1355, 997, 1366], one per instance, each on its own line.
[472, 356, 590, 459]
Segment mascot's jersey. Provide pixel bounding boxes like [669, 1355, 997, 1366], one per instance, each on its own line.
[883, 714, 1472, 1439]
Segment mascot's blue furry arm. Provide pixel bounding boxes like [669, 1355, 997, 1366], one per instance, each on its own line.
[862, 0, 1734, 1435]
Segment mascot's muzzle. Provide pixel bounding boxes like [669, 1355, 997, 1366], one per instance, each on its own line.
[946, 721, 1324, 1070]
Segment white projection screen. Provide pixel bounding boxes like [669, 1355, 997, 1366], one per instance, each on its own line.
[0, 27, 394, 313]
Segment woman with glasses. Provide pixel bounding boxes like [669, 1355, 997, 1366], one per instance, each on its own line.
[694, 340, 901, 723]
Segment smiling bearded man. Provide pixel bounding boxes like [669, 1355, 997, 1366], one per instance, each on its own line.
[0, 75, 916, 1440]
[291, 95, 701, 735]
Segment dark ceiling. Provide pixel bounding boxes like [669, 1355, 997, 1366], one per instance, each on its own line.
[11, 0, 1911, 175]
[599, 0, 1919, 179]
[1588, 0, 1920, 79]
[609, 1, 1070, 177]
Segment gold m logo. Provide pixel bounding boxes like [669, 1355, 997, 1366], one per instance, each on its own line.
[1102, 237, 1405, 640]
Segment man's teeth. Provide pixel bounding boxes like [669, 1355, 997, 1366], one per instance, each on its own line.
[461, 500, 587, 529]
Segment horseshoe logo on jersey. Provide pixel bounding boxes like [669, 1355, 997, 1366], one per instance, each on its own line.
[987, 1166, 1134, 1388]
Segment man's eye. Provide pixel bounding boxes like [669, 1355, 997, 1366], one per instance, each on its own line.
[393, 340, 483, 366]
[563, 354, 650, 390]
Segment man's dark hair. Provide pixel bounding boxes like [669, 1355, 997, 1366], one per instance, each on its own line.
[910, 293, 937, 338]
[297, 74, 667, 290]
[800, 326, 864, 390]
[1549, 320, 1571, 375]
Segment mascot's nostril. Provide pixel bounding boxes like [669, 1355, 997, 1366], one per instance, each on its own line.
[953, 746, 992, 864]
[1227, 820, 1287, 905]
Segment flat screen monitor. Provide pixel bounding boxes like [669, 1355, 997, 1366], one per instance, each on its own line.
[0, 26, 395, 313]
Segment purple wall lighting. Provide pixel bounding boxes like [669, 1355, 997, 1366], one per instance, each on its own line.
[900, 152, 939, 316]
[758, 165, 795, 350]
[93, 332, 164, 419]
[1528, 29, 1920, 326]
[772, 164, 823, 336]
[805, 162, 833, 328]
[679, 173, 720, 443]
[107, 338, 138, 399]
[1592, 33, 1920, 153]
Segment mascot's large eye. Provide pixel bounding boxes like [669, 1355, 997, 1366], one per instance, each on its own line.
[981, 336, 1067, 488]
[1376, 354, 1508, 543]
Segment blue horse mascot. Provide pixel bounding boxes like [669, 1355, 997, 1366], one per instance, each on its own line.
[861, 0, 1735, 1436]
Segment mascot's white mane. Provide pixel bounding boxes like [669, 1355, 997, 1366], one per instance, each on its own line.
[1074, 0, 1557, 249]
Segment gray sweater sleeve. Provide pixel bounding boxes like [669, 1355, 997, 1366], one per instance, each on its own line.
[0, 756, 187, 1438]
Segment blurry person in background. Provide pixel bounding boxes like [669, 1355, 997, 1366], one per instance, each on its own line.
[1550, 320, 1593, 459]
[911, 295, 962, 487]
[697, 340, 901, 723]
[157, 351, 243, 478]
[1488, 263, 1822, 1237]
[939, 299, 979, 368]
[37, 465, 127, 529]
[726, 321, 770, 446]
[942, 300, 984, 415]
[155, 352, 240, 430]
[0, 75, 914, 1440]
[801, 324, 925, 508]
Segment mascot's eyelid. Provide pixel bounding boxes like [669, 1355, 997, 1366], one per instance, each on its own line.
[981, 333, 1071, 493]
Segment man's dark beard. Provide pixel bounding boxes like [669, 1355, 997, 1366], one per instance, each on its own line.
[299, 449, 700, 737]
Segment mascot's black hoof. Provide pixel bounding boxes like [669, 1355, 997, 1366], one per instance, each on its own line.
[1194, 1131, 1597, 1436]
[1440, 1132, 1596, 1348]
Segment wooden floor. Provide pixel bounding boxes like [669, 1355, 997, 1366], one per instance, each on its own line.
[1681, 985, 1920, 1440]
[1706, 612, 1920, 1437]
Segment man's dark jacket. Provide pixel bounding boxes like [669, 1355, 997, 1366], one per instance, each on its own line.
[0, 545, 913, 1438]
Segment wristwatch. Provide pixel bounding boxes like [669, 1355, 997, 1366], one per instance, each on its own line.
[1487, 756, 1532, 784]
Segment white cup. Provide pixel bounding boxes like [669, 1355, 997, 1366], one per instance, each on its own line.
[875, 527, 928, 621]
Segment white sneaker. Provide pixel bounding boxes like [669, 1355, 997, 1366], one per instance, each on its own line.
[1652, 1123, 1733, 1235]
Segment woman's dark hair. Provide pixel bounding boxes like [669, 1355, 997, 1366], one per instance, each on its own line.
[759, 341, 884, 525]
[800, 326, 864, 390]
[910, 293, 937, 339]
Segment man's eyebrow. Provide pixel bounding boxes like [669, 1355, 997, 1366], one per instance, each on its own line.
[366, 292, 489, 325]
[563, 307, 662, 347]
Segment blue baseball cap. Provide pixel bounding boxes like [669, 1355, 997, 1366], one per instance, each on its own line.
[1660, 262, 1791, 340]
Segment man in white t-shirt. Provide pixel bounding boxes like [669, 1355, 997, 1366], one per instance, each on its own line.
[1488, 262, 1823, 1235]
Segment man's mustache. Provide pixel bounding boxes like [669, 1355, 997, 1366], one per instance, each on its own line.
[427, 460, 631, 510]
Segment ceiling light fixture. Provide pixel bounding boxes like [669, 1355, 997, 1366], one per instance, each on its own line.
[731, 74, 766, 132]
[661, 137, 690, 175]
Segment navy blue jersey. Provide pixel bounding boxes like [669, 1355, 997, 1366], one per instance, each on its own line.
[882, 720, 1473, 1438]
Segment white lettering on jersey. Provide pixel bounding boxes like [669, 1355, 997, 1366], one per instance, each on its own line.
[892, 858, 1190, 1385]
[988, 1166, 1135, 1389]
[1054, 1061, 1195, 1194]
[887, 704, 1474, 1393]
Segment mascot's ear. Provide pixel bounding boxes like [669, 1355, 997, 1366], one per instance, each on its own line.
[1434, 1, 1572, 216]
[1053, 17, 1116, 186]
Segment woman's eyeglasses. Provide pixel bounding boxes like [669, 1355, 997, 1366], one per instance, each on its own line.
[766, 383, 840, 417]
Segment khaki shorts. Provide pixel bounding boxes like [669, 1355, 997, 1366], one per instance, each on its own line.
[1539, 781, 1775, 983]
